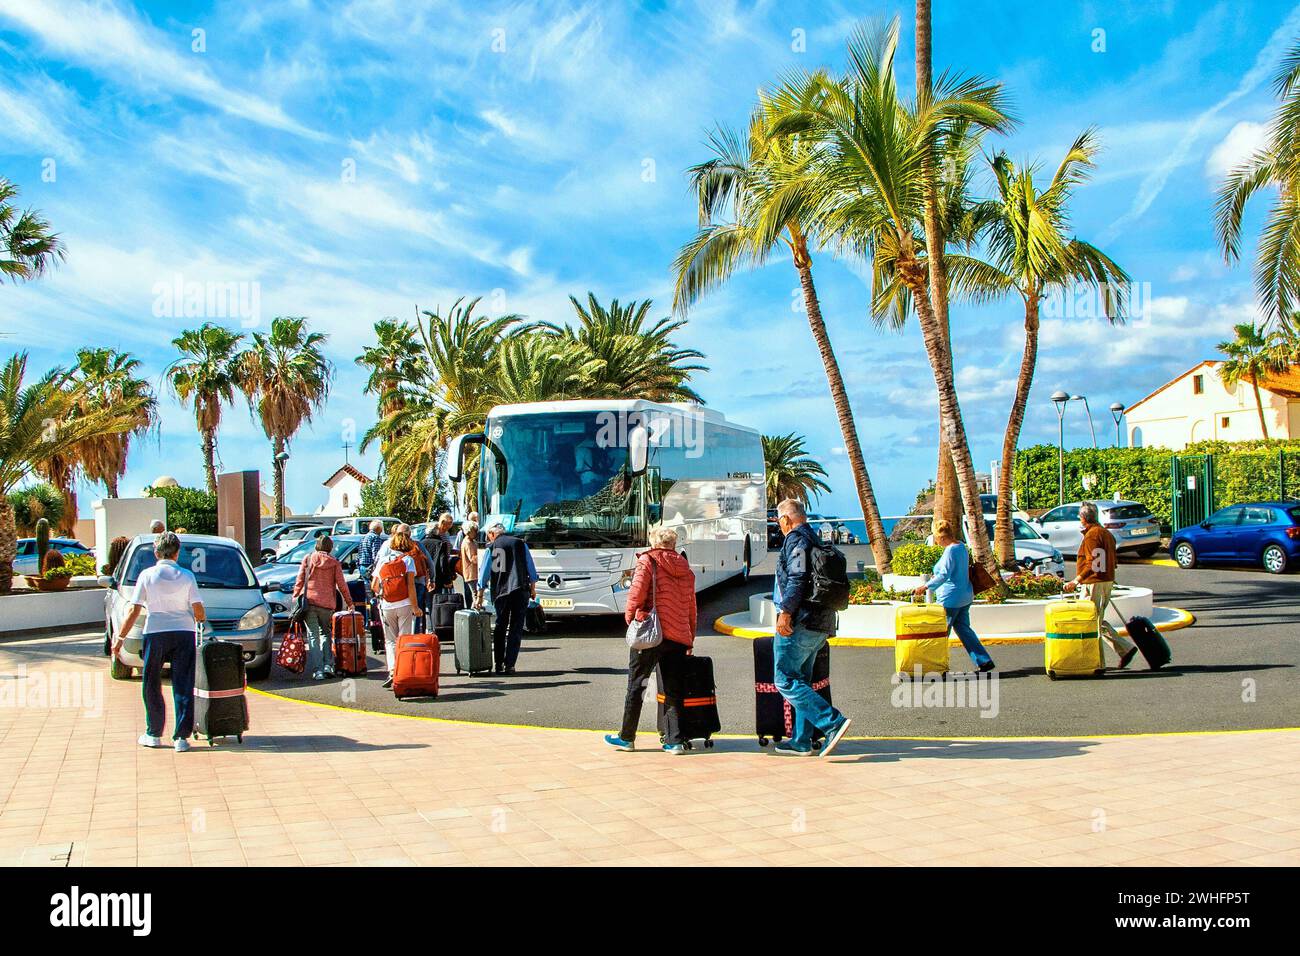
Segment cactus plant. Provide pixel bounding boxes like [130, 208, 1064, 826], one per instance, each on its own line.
[35, 517, 51, 568]
[41, 548, 65, 574]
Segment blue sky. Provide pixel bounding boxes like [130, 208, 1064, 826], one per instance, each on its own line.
[0, 0, 1295, 520]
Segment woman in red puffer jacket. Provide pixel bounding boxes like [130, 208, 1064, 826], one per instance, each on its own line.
[604, 526, 697, 753]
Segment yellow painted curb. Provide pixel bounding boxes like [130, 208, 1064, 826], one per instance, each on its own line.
[712, 607, 1197, 647]
[1127, 557, 1179, 567]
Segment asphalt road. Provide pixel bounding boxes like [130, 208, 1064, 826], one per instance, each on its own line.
[14, 547, 1297, 738]
[247, 546, 1300, 738]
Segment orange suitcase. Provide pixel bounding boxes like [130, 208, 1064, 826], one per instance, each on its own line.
[392, 632, 440, 700]
[331, 609, 368, 676]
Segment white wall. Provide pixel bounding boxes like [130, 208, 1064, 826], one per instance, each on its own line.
[1127, 364, 1295, 450]
[91, 498, 166, 573]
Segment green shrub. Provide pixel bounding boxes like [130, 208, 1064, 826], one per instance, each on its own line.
[58, 553, 97, 578]
[146, 485, 217, 535]
[8, 483, 65, 535]
[891, 543, 945, 576]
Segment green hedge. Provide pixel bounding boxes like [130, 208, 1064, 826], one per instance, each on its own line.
[1012, 439, 1300, 530]
[145, 485, 217, 535]
[891, 543, 945, 576]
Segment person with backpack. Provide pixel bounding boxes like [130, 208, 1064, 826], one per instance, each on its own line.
[371, 529, 423, 688]
[473, 523, 539, 674]
[912, 519, 997, 673]
[604, 526, 697, 753]
[771, 499, 853, 757]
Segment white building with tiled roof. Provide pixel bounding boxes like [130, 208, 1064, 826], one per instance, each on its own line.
[317, 463, 371, 516]
[1124, 360, 1300, 449]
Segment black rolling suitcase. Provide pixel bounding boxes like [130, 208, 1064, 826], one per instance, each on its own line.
[193, 629, 249, 746]
[752, 635, 831, 747]
[655, 652, 720, 750]
[1109, 599, 1171, 670]
[430, 589, 465, 641]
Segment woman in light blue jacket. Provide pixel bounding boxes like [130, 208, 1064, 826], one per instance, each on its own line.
[913, 519, 996, 672]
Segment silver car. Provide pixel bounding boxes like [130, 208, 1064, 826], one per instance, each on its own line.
[981, 517, 1065, 577]
[101, 534, 274, 682]
[1032, 499, 1162, 557]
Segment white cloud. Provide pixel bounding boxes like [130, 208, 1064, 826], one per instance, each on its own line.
[0, 0, 320, 137]
[1205, 120, 1269, 179]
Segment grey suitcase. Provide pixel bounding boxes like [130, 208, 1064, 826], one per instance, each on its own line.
[454, 608, 494, 675]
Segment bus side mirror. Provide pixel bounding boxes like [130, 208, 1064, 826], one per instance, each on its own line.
[446, 432, 483, 482]
[627, 425, 648, 476]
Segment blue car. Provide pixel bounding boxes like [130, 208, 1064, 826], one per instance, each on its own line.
[1169, 501, 1300, 574]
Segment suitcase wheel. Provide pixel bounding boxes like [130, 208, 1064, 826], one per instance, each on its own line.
[758, 736, 769, 747]
[704, 739, 714, 749]
[207, 737, 215, 747]
[1047, 670, 1057, 681]
[237, 734, 243, 744]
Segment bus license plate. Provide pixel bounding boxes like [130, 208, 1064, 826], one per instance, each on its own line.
[539, 598, 572, 609]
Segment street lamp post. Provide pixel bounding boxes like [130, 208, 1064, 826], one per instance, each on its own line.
[1072, 394, 1098, 449]
[1051, 390, 1069, 505]
[1109, 402, 1125, 447]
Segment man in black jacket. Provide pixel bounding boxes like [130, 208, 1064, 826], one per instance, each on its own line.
[473, 524, 539, 674]
[772, 499, 853, 757]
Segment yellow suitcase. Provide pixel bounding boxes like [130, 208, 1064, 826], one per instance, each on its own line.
[894, 602, 950, 678]
[1044, 599, 1104, 679]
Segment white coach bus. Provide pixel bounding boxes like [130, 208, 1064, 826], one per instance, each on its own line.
[443, 399, 766, 616]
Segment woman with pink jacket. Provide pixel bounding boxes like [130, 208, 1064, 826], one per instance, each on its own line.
[292, 535, 351, 680]
[605, 527, 697, 754]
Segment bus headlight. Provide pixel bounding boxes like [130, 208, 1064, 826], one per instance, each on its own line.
[238, 605, 270, 631]
[613, 570, 635, 592]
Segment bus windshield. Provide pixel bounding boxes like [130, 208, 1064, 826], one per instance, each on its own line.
[480, 411, 643, 548]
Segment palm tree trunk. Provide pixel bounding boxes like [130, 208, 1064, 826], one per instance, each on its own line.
[995, 296, 1039, 566]
[792, 230, 893, 572]
[106, 474, 120, 499]
[202, 427, 217, 494]
[915, 0, 963, 533]
[272, 435, 286, 522]
[0, 498, 15, 595]
[1252, 381, 1269, 438]
[900, 256, 1003, 586]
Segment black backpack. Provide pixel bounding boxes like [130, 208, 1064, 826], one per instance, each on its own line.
[426, 537, 455, 588]
[807, 540, 851, 611]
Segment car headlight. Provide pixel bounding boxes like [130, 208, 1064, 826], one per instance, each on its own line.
[1051, 549, 1062, 562]
[238, 605, 270, 630]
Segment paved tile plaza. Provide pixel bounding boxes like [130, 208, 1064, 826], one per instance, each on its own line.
[2, 631, 1299, 867]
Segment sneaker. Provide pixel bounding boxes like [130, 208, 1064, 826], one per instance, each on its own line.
[312, 669, 325, 680]
[382, 676, 394, 689]
[174, 737, 191, 753]
[1117, 647, 1138, 670]
[819, 717, 853, 757]
[977, 660, 997, 673]
[604, 734, 635, 751]
[662, 743, 686, 755]
[137, 733, 163, 749]
[503, 665, 516, 675]
[323, 665, 336, 677]
[773, 740, 814, 756]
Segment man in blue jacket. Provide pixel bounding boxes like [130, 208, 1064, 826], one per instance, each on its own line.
[474, 524, 539, 675]
[773, 499, 853, 757]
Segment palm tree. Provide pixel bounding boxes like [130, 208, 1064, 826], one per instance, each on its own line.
[362, 298, 522, 513]
[166, 324, 246, 494]
[495, 333, 602, 404]
[0, 178, 65, 283]
[977, 134, 1130, 565]
[542, 294, 706, 402]
[239, 316, 333, 522]
[1215, 39, 1300, 328]
[673, 98, 896, 571]
[766, 19, 1012, 578]
[69, 348, 158, 498]
[355, 318, 419, 454]
[762, 433, 831, 508]
[0, 354, 138, 592]
[1218, 321, 1288, 437]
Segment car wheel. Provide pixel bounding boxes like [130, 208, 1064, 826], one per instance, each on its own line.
[247, 658, 272, 682]
[1262, 544, 1288, 574]
[1173, 541, 1197, 569]
[109, 655, 133, 681]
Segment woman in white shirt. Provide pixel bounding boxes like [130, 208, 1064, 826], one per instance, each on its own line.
[114, 533, 206, 753]
[370, 529, 422, 688]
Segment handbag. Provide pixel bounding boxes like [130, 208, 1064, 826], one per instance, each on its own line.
[968, 553, 998, 594]
[276, 622, 307, 674]
[624, 557, 663, 650]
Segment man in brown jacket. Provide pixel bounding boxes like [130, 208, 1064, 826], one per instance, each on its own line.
[1064, 502, 1137, 668]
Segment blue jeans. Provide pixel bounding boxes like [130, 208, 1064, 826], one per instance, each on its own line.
[141, 629, 196, 740]
[774, 624, 844, 748]
[946, 604, 993, 668]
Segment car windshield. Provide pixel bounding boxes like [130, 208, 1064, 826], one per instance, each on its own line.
[1104, 504, 1150, 520]
[122, 542, 256, 588]
[279, 539, 359, 564]
[480, 411, 641, 548]
[984, 519, 1042, 542]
